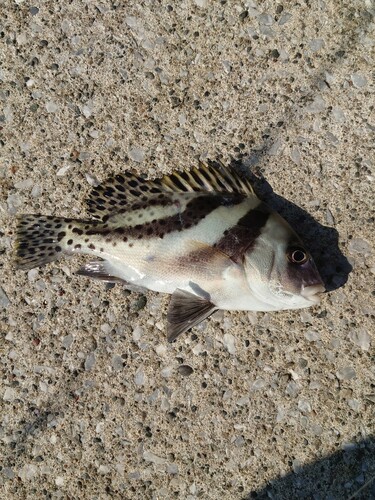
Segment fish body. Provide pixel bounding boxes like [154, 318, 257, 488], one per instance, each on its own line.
[15, 162, 325, 341]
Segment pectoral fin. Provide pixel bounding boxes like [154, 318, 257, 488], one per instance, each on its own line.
[167, 289, 217, 342]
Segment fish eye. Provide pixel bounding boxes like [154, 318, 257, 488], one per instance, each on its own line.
[287, 246, 309, 265]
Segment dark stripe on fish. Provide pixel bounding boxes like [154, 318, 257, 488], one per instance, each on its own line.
[83, 193, 244, 241]
[84, 194, 177, 236]
[214, 203, 270, 263]
[123, 193, 244, 240]
[101, 194, 175, 223]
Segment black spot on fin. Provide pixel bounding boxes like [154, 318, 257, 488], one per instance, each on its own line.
[167, 289, 217, 342]
[15, 215, 72, 270]
[86, 171, 166, 220]
[77, 261, 148, 292]
[86, 161, 255, 221]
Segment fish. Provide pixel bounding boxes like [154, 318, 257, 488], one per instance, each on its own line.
[14, 161, 325, 342]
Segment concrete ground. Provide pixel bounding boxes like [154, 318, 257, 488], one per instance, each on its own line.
[1, 0, 374, 498]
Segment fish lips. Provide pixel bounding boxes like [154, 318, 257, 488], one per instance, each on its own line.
[301, 283, 326, 304]
[299, 257, 326, 304]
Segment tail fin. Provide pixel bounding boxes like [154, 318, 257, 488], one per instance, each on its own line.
[15, 215, 73, 270]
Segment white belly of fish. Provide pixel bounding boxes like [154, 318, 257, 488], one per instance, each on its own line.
[87, 200, 258, 302]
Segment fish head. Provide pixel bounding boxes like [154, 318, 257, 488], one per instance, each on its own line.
[243, 211, 325, 310]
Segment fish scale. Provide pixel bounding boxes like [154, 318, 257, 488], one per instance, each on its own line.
[14, 161, 325, 342]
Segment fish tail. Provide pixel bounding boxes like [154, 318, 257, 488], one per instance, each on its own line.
[14, 215, 80, 270]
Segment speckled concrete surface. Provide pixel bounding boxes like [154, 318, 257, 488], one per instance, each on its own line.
[1, 0, 374, 498]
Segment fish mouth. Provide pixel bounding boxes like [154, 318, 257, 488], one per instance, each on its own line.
[301, 284, 326, 303]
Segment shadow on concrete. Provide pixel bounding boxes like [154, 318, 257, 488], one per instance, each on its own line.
[214, 0, 375, 296]
[224, 156, 352, 293]
[243, 436, 375, 500]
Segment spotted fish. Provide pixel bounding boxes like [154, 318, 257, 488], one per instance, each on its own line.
[14, 162, 325, 341]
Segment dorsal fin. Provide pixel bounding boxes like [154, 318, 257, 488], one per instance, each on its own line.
[86, 161, 254, 220]
[86, 171, 165, 220]
[160, 161, 254, 197]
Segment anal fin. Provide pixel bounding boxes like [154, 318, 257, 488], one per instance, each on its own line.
[77, 261, 147, 292]
[77, 261, 125, 283]
[167, 289, 217, 342]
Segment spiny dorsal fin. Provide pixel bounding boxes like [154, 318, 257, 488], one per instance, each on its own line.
[86, 161, 254, 220]
[160, 161, 255, 197]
